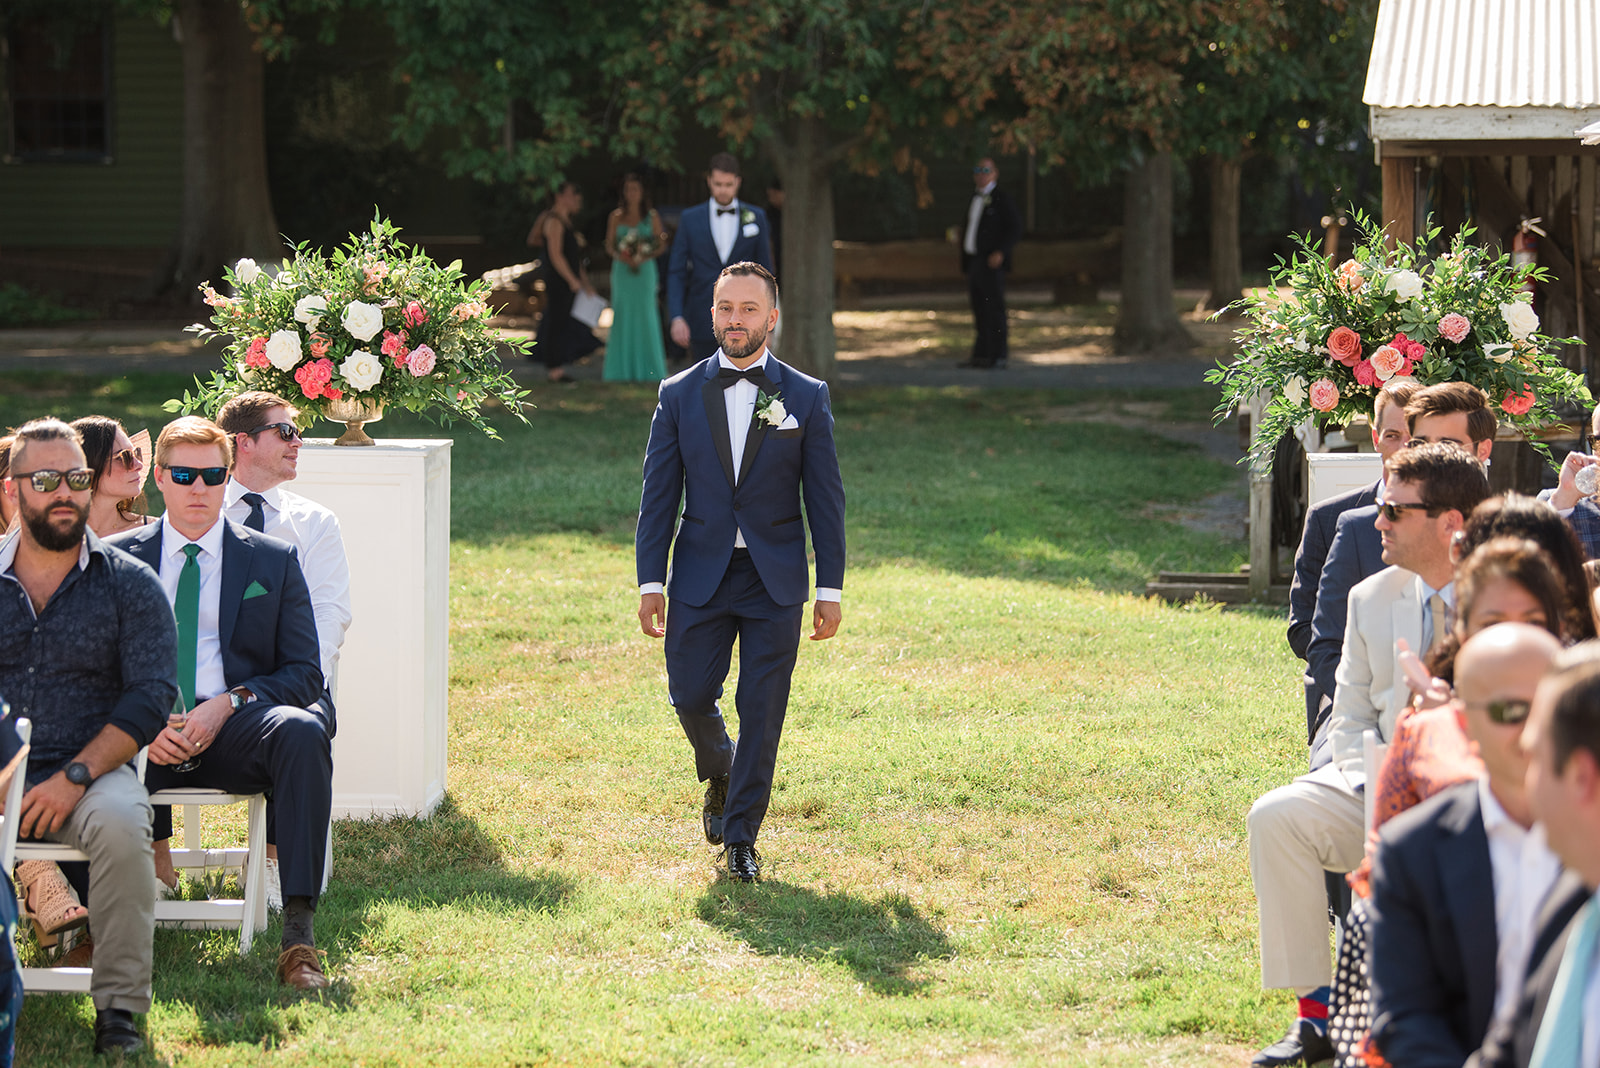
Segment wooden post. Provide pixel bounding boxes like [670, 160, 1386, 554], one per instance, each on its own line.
[1247, 393, 1272, 600]
[1382, 156, 1416, 249]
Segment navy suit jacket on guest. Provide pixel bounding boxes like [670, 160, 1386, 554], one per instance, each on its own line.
[1534, 487, 1600, 560]
[1368, 780, 1498, 1068]
[636, 354, 845, 608]
[108, 518, 332, 730]
[666, 201, 773, 344]
[1288, 481, 1381, 660]
[1305, 503, 1386, 744]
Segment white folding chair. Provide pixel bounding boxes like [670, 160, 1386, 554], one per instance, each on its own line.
[1362, 728, 1390, 832]
[150, 787, 269, 952]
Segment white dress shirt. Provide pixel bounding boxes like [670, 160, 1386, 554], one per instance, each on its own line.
[224, 479, 351, 686]
[158, 517, 227, 703]
[711, 199, 740, 264]
[1479, 776, 1564, 1029]
[964, 181, 996, 256]
[639, 347, 839, 603]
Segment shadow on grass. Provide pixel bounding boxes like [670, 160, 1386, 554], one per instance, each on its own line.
[697, 880, 952, 996]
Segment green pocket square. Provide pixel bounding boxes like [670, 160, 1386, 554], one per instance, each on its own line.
[242, 580, 270, 600]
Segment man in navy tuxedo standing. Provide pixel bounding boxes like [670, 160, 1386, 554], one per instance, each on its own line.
[667, 153, 774, 363]
[637, 262, 845, 882]
[958, 157, 1021, 369]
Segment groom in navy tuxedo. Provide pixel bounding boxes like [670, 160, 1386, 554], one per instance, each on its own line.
[637, 262, 845, 882]
[667, 152, 774, 362]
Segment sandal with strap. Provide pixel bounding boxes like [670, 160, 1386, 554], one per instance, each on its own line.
[16, 859, 90, 938]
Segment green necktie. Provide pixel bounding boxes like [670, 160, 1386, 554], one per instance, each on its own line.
[175, 543, 201, 709]
[1529, 892, 1600, 1068]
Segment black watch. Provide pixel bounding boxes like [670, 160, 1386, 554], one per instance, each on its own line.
[65, 762, 95, 788]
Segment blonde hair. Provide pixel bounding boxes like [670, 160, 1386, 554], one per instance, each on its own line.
[155, 416, 233, 468]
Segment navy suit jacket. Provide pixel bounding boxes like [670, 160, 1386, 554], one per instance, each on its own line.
[666, 200, 774, 344]
[1534, 487, 1600, 560]
[1305, 503, 1386, 743]
[1288, 481, 1381, 660]
[108, 518, 332, 729]
[636, 354, 846, 608]
[1368, 780, 1498, 1068]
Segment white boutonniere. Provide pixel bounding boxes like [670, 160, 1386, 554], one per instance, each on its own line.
[982, 195, 992, 208]
[741, 209, 756, 227]
[755, 390, 786, 428]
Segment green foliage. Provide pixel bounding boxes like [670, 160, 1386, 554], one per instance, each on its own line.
[0, 283, 90, 329]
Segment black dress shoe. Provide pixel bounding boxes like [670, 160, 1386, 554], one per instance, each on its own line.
[703, 774, 729, 845]
[94, 1008, 144, 1055]
[725, 843, 761, 882]
[1251, 1019, 1333, 1067]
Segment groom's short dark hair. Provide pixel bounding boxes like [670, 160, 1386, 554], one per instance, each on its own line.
[719, 262, 777, 306]
[708, 152, 740, 176]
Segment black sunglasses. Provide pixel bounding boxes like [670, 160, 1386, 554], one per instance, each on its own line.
[1586, 433, 1600, 452]
[163, 465, 229, 486]
[10, 468, 93, 493]
[1378, 501, 1434, 522]
[246, 422, 301, 443]
[1483, 698, 1532, 725]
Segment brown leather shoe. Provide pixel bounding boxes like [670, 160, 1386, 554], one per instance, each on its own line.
[276, 944, 330, 990]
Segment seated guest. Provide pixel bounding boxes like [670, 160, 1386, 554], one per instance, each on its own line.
[1469, 643, 1600, 1068]
[0, 433, 14, 531]
[1367, 623, 1565, 1067]
[107, 416, 334, 991]
[71, 415, 150, 538]
[1539, 405, 1600, 559]
[0, 417, 177, 1053]
[1250, 442, 1491, 1067]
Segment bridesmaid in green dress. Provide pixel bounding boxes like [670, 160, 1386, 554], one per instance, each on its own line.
[603, 174, 669, 382]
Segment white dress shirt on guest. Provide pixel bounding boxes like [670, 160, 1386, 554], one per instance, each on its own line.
[638, 347, 839, 604]
[711, 199, 740, 264]
[964, 180, 996, 256]
[158, 516, 227, 703]
[223, 479, 352, 686]
[1479, 775, 1564, 1030]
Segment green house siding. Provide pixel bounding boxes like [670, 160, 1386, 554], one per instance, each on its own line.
[0, 15, 182, 248]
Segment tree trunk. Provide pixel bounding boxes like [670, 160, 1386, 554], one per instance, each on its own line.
[1203, 154, 1243, 316]
[1114, 150, 1191, 354]
[165, 0, 280, 298]
[768, 115, 837, 380]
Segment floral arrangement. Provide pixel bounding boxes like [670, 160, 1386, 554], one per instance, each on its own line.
[166, 216, 532, 438]
[1207, 215, 1588, 470]
[615, 230, 659, 260]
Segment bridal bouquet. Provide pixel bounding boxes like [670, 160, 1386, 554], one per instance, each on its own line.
[1207, 215, 1588, 470]
[167, 215, 532, 438]
[615, 230, 658, 260]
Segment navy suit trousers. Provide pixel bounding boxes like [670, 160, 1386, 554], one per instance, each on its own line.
[666, 549, 803, 847]
[146, 701, 332, 902]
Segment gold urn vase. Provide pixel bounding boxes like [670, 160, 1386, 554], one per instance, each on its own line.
[325, 396, 385, 446]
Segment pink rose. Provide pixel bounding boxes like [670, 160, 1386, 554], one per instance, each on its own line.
[1327, 326, 1363, 367]
[1369, 344, 1405, 381]
[308, 333, 332, 358]
[1398, 357, 1416, 378]
[324, 387, 343, 401]
[1335, 259, 1364, 294]
[407, 343, 437, 377]
[403, 300, 427, 328]
[245, 337, 270, 369]
[1353, 359, 1377, 387]
[457, 390, 470, 401]
[381, 329, 409, 361]
[1310, 378, 1340, 412]
[294, 362, 325, 399]
[363, 261, 388, 293]
[1501, 386, 1535, 416]
[1438, 313, 1471, 344]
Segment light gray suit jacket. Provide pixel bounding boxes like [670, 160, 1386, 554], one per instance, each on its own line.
[1330, 564, 1426, 786]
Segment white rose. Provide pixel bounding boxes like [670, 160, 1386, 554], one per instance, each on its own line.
[275, 270, 296, 288]
[1282, 376, 1308, 407]
[341, 300, 385, 342]
[294, 294, 327, 329]
[1484, 342, 1515, 364]
[766, 398, 787, 425]
[264, 329, 303, 372]
[1385, 269, 1424, 302]
[1499, 300, 1540, 340]
[340, 349, 384, 391]
[234, 258, 261, 285]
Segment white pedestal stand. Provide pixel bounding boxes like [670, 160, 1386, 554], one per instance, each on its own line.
[290, 439, 451, 819]
[1307, 452, 1384, 508]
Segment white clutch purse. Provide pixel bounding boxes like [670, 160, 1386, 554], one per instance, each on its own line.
[570, 290, 608, 329]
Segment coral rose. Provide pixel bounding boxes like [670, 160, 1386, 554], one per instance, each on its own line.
[1438, 313, 1471, 344]
[245, 337, 269, 369]
[1501, 386, 1535, 416]
[1353, 360, 1378, 387]
[1327, 326, 1363, 367]
[1335, 259, 1364, 294]
[1309, 378, 1340, 412]
[308, 333, 332, 358]
[1369, 344, 1406, 382]
[403, 300, 428, 328]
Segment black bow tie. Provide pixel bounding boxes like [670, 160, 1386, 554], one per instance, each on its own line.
[717, 365, 763, 386]
[716, 206, 737, 216]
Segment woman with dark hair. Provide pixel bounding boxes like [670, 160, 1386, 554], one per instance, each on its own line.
[602, 173, 668, 382]
[0, 433, 15, 531]
[528, 181, 601, 383]
[1449, 492, 1597, 643]
[70, 415, 149, 537]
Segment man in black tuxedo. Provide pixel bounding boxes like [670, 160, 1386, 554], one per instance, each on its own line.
[958, 157, 1021, 369]
[108, 416, 334, 991]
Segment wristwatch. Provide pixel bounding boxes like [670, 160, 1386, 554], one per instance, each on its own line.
[65, 762, 94, 788]
[228, 687, 255, 713]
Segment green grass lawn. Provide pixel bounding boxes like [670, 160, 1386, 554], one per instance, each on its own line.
[3, 372, 1308, 1066]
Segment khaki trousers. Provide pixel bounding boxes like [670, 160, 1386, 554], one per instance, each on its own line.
[43, 764, 154, 1012]
[1247, 762, 1365, 990]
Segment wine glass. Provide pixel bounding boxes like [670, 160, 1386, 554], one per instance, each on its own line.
[168, 712, 202, 774]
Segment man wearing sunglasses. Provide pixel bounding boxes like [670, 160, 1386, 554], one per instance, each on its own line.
[957, 157, 1021, 370]
[1367, 623, 1579, 1067]
[1249, 442, 1490, 1068]
[0, 417, 179, 1054]
[107, 416, 334, 991]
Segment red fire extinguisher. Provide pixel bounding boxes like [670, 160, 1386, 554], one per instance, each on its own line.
[1513, 217, 1545, 296]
